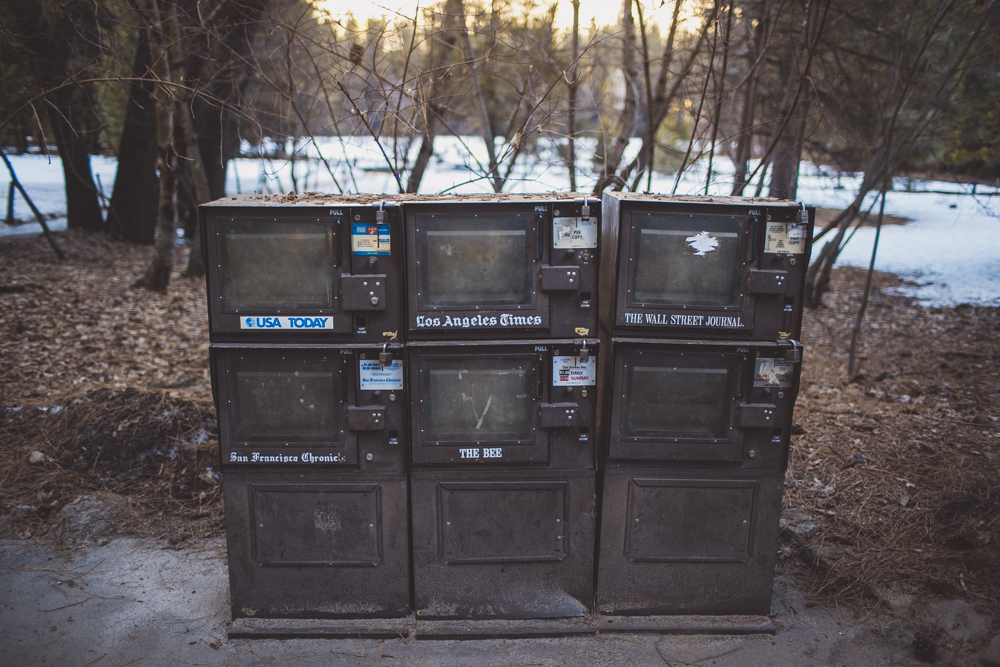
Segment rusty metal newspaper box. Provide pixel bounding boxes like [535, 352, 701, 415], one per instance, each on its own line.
[213, 343, 409, 619]
[595, 338, 801, 615]
[600, 194, 814, 340]
[201, 196, 404, 344]
[404, 196, 599, 340]
[407, 339, 597, 619]
[203, 192, 809, 623]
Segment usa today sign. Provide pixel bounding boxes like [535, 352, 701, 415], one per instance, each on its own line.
[240, 316, 333, 330]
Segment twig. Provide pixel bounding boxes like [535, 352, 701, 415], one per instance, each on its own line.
[693, 648, 743, 663]
[912, 414, 996, 428]
[654, 642, 674, 666]
[655, 646, 743, 667]
[1, 152, 66, 260]
[848, 187, 887, 377]
[39, 598, 92, 612]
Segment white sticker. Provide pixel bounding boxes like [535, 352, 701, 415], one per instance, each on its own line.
[552, 356, 596, 386]
[239, 316, 333, 330]
[753, 358, 795, 387]
[359, 359, 403, 390]
[764, 222, 806, 254]
[553, 217, 598, 249]
[686, 231, 719, 256]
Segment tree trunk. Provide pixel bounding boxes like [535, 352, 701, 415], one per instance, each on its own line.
[592, 0, 640, 195]
[769, 2, 820, 199]
[177, 99, 213, 277]
[768, 92, 809, 199]
[407, 134, 435, 194]
[144, 6, 214, 279]
[193, 98, 234, 201]
[138, 124, 177, 292]
[566, 0, 580, 192]
[406, 0, 463, 193]
[46, 87, 104, 232]
[109, 30, 158, 244]
[136, 1, 179, 292]
[769, 44, 801, 200]
[454, 0, 503, 192]
[5, 181, 15, 224]
[847, 188, 887, 378]
[704, 0, 734, 194]
[613, 2, 708, 191]
[731, 0, 769, 196]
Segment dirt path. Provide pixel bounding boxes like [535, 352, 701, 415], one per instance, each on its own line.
[0, 537, 925, 667]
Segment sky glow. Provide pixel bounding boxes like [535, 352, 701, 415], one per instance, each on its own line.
[316, 0, 686, 31]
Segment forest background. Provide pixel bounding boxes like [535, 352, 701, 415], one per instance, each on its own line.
[1, 0, 998, 298]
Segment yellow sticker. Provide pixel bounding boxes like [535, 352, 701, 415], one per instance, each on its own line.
[574, 327, 590, 337]
[764, 222, 806, 254]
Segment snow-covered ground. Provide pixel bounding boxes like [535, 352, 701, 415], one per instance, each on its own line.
[3, 139, 998, 306]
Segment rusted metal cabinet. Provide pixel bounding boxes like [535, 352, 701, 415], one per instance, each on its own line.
[223, 471, 410, 618]
[596, 468, 785, 615]
[398, 194, 601, 620]
[403, 196, 599, 340]
[202, 195, 412, 620]
[599, 194, 814, 341]
[201, 196, 404, 344]
[212, 342, 410, 619]
[406, 339, 598, 619]
[594, 193, 809, 617]
[594, 338, 801, 615]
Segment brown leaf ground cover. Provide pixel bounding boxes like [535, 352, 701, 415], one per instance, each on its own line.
[1, 230, 998, 617]
[786, 267, 999, 618]
[0, 232, 220, 545]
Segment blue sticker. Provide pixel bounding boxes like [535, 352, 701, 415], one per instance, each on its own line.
[352, 223, 391, 255]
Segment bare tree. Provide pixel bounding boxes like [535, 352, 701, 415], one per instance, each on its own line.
[592, 0, 640, 194]
[108, 30, 159, 244]
[599, 0, 712, 195]
[565, 0, 581, 191]
[135, 0, 181, 292]
[804, 0, 992, 307]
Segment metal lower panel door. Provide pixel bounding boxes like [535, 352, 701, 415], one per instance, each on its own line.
[596, 468, 783, 616]
[411, 469, 595, 619]
[223, 472, 410, 619]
